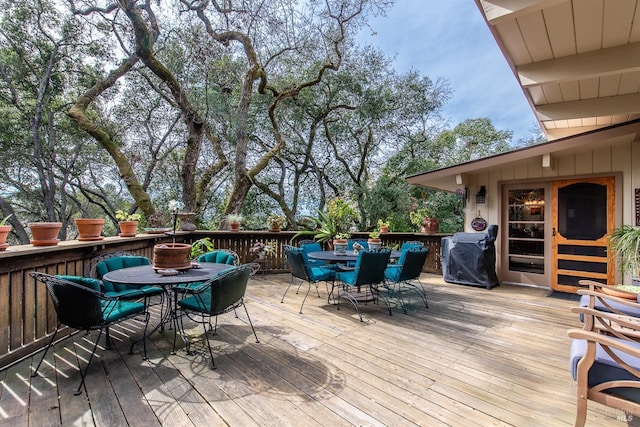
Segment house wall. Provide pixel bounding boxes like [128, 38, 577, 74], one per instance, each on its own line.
[463, 138, 639, 232]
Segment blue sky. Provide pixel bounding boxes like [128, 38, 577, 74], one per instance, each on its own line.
[358, 0, 539, 144]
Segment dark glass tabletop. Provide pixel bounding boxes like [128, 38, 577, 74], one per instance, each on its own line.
[307, 250, 401, 262]
[102, 262, 234, 285]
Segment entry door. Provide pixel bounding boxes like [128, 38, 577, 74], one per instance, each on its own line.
[551, 177, 615, 292]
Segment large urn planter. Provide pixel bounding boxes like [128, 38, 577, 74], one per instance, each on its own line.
[178, 212, 197, 231]
[332, 238, 348, 255]
[75, 218, 105, 241]
[153, 243, 192, 270]
[118, 220, 139, 237]
[367, 238, 382, 251]
[28, 222, 63, 246]
[0, 225, 11, 251]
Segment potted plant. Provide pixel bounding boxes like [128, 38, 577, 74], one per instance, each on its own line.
[227, 214, 243, 231]
[410, 206, 439, 234]
[377, 219, 390, 234]
[267, 214, 286, 232]
[249, 241, 276, 259]
[609, 225, 640, 283]
[368, 230, 382, 250]
[0, 214, 12, 251]
[75, 217, 105, 241]
[332, 232, 350, 255]
[28, 221, 63, 246]
[115, 210, 142, 237]
[191, 237, 215, 259]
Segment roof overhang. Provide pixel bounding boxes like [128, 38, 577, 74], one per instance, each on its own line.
[475, 0, 640, 141]
[406, 119, 640, 192]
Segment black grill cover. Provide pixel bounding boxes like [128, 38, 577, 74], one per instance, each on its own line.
[441, 224, 499, 289]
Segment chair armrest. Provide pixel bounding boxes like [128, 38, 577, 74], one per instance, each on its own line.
[568, 328, 640, 359]
[337, 264, 354, 271]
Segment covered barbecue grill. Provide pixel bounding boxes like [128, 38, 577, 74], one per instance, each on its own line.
[441, 224, 499, 290]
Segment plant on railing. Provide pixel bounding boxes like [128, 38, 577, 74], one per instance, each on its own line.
[267, 214, 286, 231]
[115, 210, 142, 222]
[292, 197, 358, 244]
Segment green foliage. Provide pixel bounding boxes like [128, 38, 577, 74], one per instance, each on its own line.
[409, 191, 464, 233]
[190, 237, 215, 259]
[326, 197, 359, 233]
[292, 210, 338, 244]
[609, 225, 640, 277]
[0, 214, 12, 226]
[115, 210, 142, 222]
[369, 230, 380, 239]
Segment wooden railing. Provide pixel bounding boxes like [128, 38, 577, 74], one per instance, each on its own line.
[0, 231, 446, 370]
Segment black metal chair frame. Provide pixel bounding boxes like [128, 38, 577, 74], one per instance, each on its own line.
[87, 251, 165, 314]
[381, 248, 429, 313]
[30, 272, 149, 396]
[172, 265, 259, 369]
[282, 245, 334, 314]
[333, 249, 391, 321]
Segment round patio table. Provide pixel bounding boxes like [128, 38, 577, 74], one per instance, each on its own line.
[103, 262, 235, 358]
[102, 262, 233, 286]
[306, 250, 401, 262]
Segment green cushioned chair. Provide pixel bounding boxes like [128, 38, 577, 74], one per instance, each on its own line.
[30, 272, 149, 396]
[382, 247, 429, 313]
[334, 249, 391, 321]
[282, 245, 336, 313]
[93, 254, 163, 300]
[172, 265, 259, 369]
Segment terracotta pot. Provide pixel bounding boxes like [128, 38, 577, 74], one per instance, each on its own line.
[28, 222, 62, 246]
[269, 225, 281, 232]
[229, 221, 240, 231]
[0, 225, 11, 251]
[118, 220, 139, 237]
[75, 218, 105, 241]
[379, 226, 389, 233]
[421, 217, 439, 234]
[153, 243, 192, 270]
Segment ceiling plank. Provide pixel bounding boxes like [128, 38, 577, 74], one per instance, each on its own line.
[517, 42, 640, 87]
[536, 92, 640, 120]
[479, 0, 569, 25]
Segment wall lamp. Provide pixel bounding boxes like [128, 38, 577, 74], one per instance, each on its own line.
[476, 185, 486, 204]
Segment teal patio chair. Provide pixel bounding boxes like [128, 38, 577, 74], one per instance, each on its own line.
[282, 245, 336, 313]
[30, 272, 149, 395]
[382, 247, 429, 313]
[90, 252, 164, 304]
[333, 249, 391, 321]
[172, 265, 259, 369]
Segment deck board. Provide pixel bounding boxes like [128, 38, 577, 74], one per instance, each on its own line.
[1, 273, 640, 426]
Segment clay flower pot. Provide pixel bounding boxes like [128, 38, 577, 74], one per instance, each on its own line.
[0, 225, 11, 251]
[28, 222, 63, 246]
[118, 220, 139, 237]
[379, 226, 389, 233]
[421, 217, 439, 234]
[229, 221, 241, 231]
[75, 218, 105, 241]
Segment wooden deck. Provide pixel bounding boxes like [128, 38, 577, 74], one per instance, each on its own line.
[0, 273, 637, 426]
